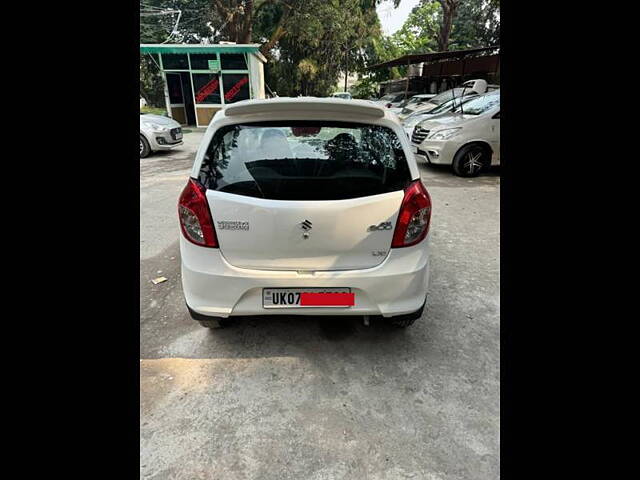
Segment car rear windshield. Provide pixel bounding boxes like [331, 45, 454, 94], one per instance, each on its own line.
[197, 121, 412, 201]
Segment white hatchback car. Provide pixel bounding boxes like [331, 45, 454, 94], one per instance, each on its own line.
[179, 98, 432, 328]
[411, 91, 500, 177]
[140, 113, 183, 158]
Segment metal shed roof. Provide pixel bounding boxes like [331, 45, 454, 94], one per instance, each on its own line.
[140, 44, 267, 62]
[368, 46, 500, 70]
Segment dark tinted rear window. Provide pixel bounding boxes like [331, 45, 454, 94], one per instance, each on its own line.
[198, 121, 411, 200]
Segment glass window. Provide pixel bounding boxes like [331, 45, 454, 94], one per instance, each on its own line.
[166, 74, 184, 104]
[222, 74, 250, 104]
[220, 54, 247, 70]
[198, 121, 411, 201]
[192, 73, 221, 104]
[456, 92, 500, 115]
[161, 53, 188, 70]
[190, 53, 217, 70]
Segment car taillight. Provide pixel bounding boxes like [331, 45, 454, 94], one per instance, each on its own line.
[178, 178, 218, 248]
[391, 180, 432, 248]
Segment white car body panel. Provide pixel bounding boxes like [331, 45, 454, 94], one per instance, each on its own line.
[209, 189, 403, 271]
[181, 236, 430, 318]
[181, 97, 430, 318]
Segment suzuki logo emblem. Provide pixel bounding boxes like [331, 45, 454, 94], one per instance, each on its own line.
[300, 219, 312, 239]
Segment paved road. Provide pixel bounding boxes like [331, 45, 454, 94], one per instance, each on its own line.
[140, 129, 500, 480]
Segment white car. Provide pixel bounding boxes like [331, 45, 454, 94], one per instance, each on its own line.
[374, 92, 417, 109]
[413, 79, 489, 114]
[401, 94, 479, 137]
[140, 113, 183, 158]
[179, 97, 432, 328]
[331, 92, 352, 100]
[392, 93, 437, 117]
[411, 91, 500, 177]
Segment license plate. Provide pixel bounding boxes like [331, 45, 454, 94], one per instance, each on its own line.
[175, 132, 183, 140]
[263, 288, 353, 308]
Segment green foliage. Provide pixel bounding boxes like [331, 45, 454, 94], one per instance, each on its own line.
[139, 55, 165, 108]
[351, 0, 499, 97]
[140, 0, 215, 44]
[140, 106, 168, 116]
[138, 0, 498, 103]
[258, 0, 383, 97]
[386, 1, 440, 56]
[449, 0, 500, 49]
[350, 76, 380, 99]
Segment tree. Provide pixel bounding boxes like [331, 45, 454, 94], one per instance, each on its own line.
[449, 0, 500, 49]
[139, 0, 399, 100]
[411, 0, 498, 52]
[140, 56, 165, 107]
[140, 0, 216, 44]
[256, 0, 385, 96]
[434, 0, 460, 51]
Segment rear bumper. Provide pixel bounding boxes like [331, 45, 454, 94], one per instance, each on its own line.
[180, 235, 430, 318]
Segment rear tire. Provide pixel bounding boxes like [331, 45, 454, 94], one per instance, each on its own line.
[452, 144, 489, 177]
[387, 298, 426, 328]
[140, 134, 151, 158]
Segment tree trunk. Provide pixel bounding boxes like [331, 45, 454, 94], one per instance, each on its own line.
[241, 0, 254, 43]
[259, 4, 292, 60]
[437, 0, 460, 51]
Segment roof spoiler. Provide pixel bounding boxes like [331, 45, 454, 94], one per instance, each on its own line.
[225, 98, 385, 118]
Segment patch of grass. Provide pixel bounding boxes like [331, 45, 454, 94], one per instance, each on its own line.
[140, 106, 167, 116]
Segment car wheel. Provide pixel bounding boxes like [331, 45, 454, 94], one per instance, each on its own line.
[387, 298, 426, 328]
[140, 134, 151, 158]
[452, 144, 488, 177]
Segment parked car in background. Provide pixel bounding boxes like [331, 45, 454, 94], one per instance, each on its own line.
[140, 113, 183, 158]
[401, 94, 480, 137]
[390, 93, 437, 116]
[410, 91, 500, 177]
[179, 97, 432, 329]
[393, 93, 436, 118]
[374, 92, 417, 109]
[414, 79, 489, 114]
[331, 91, 352, 100]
